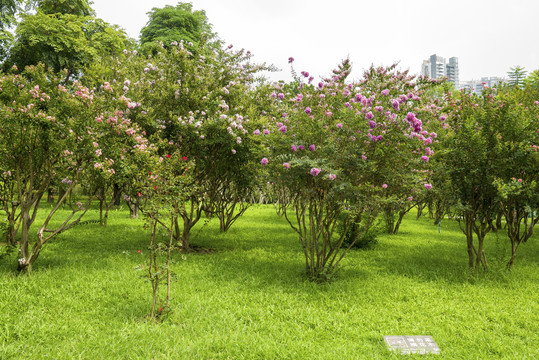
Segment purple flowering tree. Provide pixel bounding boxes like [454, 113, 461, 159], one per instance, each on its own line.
[261, 60, 441, 279]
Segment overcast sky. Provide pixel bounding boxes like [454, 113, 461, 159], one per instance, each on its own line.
[92, 0, 539, 83]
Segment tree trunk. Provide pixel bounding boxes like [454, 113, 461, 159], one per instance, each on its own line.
[416, 204, 423, 219]
[112, 183, 121, 206]
[56, 187, 66, 205]
[47, 188, 54, 203]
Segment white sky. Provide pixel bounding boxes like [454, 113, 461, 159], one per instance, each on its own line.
[92, 0, 539, 83]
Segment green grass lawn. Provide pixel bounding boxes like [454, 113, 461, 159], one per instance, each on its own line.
[0, 205, 537, 359]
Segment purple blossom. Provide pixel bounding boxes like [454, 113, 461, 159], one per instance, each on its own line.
[375, 106, 383, 112]
[365, 111, 374, 120]
[298, 145, 305, 150]
[424, 183, 432, 190]
[381, 89, 390, 96]
[283, 162, 290, 169]
[368, 120, 377, 129]
[318, 82, 324, 89]
[328, 173, 336, 181]
[288, 57, 294, 63]
[430, 132, 437, 138]
[336, 123, 343, 129]
[391, 99, 400, 111]
[291, 145, 297, 152]
[310, 168, 321, 176]
[421, 156, 429, 162]
[439, 115, 447, 121]
[305, 107, 311, 114]
[279, 125, 287, 134]
[309, 144, 316, 151]
[271, 92, 277, 98]
[278, 93, 285, 100]
[424, 137, 433, 145]
[263, 129, 270, 135]
[261, 158, 268, 165]
[253, 129, 260, 135]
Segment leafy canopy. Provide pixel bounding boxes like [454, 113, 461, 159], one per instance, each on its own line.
[140, 2, 215, 53]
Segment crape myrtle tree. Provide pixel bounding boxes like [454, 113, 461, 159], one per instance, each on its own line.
[261, 59, 439, 279]
[0, 63, 150, 272]
[117, 40, 270, 249]
[355, 65, 445, 234]
[437, 88, 499, 270]
[491, 85, 539, 268]
[0, 65, 97, 272]
[436, 84, 539, 270]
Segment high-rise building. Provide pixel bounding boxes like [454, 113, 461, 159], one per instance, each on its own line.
[446, 57, 459, 88]
[421, 54, 459, 86]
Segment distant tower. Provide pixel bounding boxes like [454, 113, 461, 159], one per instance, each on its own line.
[429, 54, 446, 79]
[421, 54, 459, 86]
[446, 57, 459, 87]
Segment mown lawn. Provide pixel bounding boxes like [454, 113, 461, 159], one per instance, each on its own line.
[0, 205, 537, 359]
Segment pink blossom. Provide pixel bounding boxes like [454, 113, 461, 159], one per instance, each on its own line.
[263, 129, 270, 135]
[382, 184, 388, 189]
[328, 174, 336, 181]
[291, 145, 297, 152]
[421, 156, 429, 162]
[278, 93, 285, 100]
[310, 168, 321, 176]
[288, 57, 294, 63]
[279, 125, 287, 133]
[368, 120, 377, 129]
[309, 144, 315, 151]
[336, 123, 343, 129]
[232, 149, 236, 154]
[298, 145, 304, 150]
[304, 107, 311, 114]
[381, 89, 390, 96]
[253, 129, 260, 135]
[261, 158, 268, 165]
[407, 196, 413, 201]
[424, 183, 432, 190]
[283, 162, 290, 169]
[365, 112, 374, 120]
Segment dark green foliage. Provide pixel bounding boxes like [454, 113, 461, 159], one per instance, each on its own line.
[26, 0, 95, 16]
[5, 11, 131, 79]
[139, 2, 215, 53]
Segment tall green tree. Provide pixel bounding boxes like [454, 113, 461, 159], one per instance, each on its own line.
[25, 0, 94, 16]
[140, 2, 215, 54]
[5, 11, 131, 80]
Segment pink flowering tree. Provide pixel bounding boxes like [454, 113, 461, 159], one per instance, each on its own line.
[0, 65, 101, 272]
[261, 60, 440, 279]
[116, 41, 270, 249]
